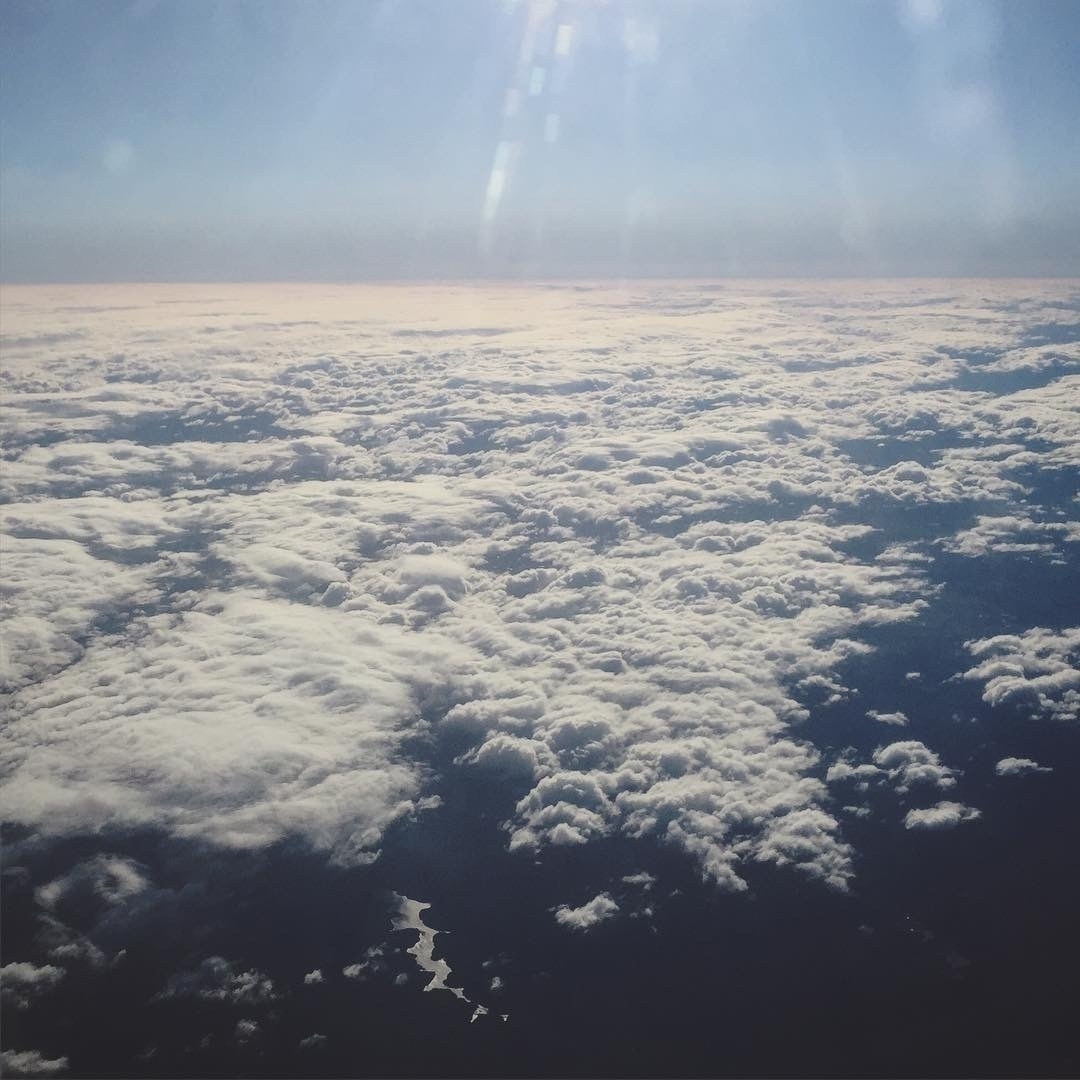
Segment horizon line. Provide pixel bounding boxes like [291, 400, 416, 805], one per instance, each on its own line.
[4, 273, 1080, 288]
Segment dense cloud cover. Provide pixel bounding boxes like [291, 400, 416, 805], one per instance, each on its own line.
[1, 281, 1077, 1073]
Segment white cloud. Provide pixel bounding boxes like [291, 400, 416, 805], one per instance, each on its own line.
[302, 969, 324, 985]
[866, 709, 909, 726]
[963, 627, 1080, 722]
[0, 531, 167, 691]
[553, 893, 619, 931]
[158, 957, 276, 1004]
[903, 801, 982, 830]
[994, 757, 1051, 777]
[0, 962, 65, 1009]
[826, 760, 882, 785]
[35, 855, 149, 912]
[1, 591, 471, 864]
[342, 945, 388, 981]
[0, 1049, 70, 1077]
[872, 740, 957, 792]
[942, 514, 1080, 558]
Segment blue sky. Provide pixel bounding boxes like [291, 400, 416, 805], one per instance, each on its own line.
[2, 0, 1078, 280]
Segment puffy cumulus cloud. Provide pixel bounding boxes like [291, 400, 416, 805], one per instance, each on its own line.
[224, 542, 347, 598]
[460, 733, 555, 777]
[158, 956, 276, 1004]
[903, 802, 982, 830]
[465, 509, 925, 891]
[825, 760, 883, 786]
[2, 281, 1076, 903]
[0, 591, 473, 864]
[553, 893, 619, 931]
[963, 628, 1080, 722]
[302, 969, 324, 985]
[994, 757, 1052, 777]
[872, 741, 958, 792]
[0, 962, 65, 1009]
[0, 531, 166, 691]
[866, 709, 909, 726]
[942, 514, 1080, 558]
[752, 808, 852, 889]
[0, 1049, 70, 1077]
[1, 429, 305, 500]
[0, 497, 184, 554]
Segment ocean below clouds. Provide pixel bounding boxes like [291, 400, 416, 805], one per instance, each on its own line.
[2, 280, 1079, 1078]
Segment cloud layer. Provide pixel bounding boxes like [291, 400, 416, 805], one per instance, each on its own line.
[2, 281, 1076, 903]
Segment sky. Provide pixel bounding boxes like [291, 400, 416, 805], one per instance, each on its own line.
[2, 0, 1079, 281]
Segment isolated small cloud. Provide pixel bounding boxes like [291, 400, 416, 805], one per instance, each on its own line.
[904, 802, 982, 830]
[0, 1049, 70, 1077]
[873, 740, 957, 791]
[234, 1019, 259, 1044]
[994, 757, 1051, 777]
[342, 944, 388, 981]
[866, 710, 908, 727]
[159, 957, 276, 1004]
[826, 760, 882, 784]
[553, 893, 619, 931]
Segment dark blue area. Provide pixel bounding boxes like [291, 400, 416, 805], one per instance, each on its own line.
[837, 432, 969, 470]
[117, 410, 295, 446]
[951, 363, 1077, 396]
[5, 704, 1080, 1080]
[1018, 322, 1080, 348]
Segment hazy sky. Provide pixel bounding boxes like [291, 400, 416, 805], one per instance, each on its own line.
[2, 0, 1079, 280]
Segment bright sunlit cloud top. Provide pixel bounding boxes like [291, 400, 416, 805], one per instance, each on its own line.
[2, 0, 1078, 280]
